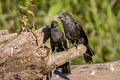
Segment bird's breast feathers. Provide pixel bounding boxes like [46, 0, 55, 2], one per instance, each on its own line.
[51, 30, 63, 41]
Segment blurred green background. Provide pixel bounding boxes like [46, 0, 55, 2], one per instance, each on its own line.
[0, 0, 120, 65]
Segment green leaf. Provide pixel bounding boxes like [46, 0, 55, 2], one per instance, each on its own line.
[18, 5, 27, 10]
[21, 19, 27, 26]
[27, 10, 34, 16]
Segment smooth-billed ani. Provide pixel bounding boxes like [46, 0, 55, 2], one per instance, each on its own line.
[50, 21, 71, 75]
[58, 13, 94, 63]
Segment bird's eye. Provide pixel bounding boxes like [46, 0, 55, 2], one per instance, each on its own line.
[64, 15, 66, 17]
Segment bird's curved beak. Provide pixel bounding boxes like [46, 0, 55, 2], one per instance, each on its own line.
[57, 16, 61, 19]
[58, 14, 63, 19]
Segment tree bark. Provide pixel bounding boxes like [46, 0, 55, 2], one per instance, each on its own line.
[52, 60, 120, 80]
[0, 27, 87, 80]
[0, 28, 120, 80]
[42, 44, 86, 74]
[0, 30, 9, 36]
[0, 33, 18, 48]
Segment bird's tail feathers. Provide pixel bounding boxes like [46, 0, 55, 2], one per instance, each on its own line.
[84, 44, 94, 63]
[60, 62, 71, 75]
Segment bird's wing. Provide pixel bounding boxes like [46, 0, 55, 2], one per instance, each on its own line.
[42, 25, 51, 43]
[50, 38, 55, 52]
[75, 22, 88, 44]
[62, 32, 68, 50]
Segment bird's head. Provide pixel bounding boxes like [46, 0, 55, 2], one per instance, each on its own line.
[58, 13, 73, 22]
[51, 21, 59, 28]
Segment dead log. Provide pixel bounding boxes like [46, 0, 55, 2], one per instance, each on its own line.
[0, 28, 49, 79]
[1, 28, 119, 80]
[0, 27, 87, 80]
[52, 60, 120, 80]
[0, 33, 18, 48]
[42, 45, 86, 74]
[0, 30, 9, 36]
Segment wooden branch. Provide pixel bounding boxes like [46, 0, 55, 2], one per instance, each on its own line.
[0, 26, 50, 62]
[0, 28, 44, 64]
[0, 28, 120, 80]
[52, 60, 120, 80]
[42, 44, 87, 74]
[0, 30, 9, 36]
[1, 28, 119, 80]
[0, 33, 18, 48]
[0, 27, 87, 79]
[0, 28, 50, 79]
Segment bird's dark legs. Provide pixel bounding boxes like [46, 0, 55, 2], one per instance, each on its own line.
[75, 44, 78, 49]
[54, 47, 57, 53]
[62, 42, 68, 51]
[74, 40, 78, 49]
[68, 40, 72, 48]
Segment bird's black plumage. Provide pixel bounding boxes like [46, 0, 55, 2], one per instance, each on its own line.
[50, 21, 71, 74]
[51, 21, 67, 52]
[58, 13, 94, 63]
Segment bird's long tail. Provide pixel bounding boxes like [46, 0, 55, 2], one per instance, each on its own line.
[84, 44, 94, 63]
[59, 62, 71, 75]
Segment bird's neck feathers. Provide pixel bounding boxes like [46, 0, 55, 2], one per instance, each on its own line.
[51, 25, 60, 29]
[56, 27, 60, 29]
[62, 19, 74, 27]
[63, 18, 74, 24]
[51, 27, 60, 30]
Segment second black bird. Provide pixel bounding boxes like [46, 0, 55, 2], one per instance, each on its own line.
[58, 13, 94, 63]
[50, 21, 71, 74]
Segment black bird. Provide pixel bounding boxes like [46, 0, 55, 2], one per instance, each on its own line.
[58, 13, 94, 63]
[50, 21, 71, 74]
